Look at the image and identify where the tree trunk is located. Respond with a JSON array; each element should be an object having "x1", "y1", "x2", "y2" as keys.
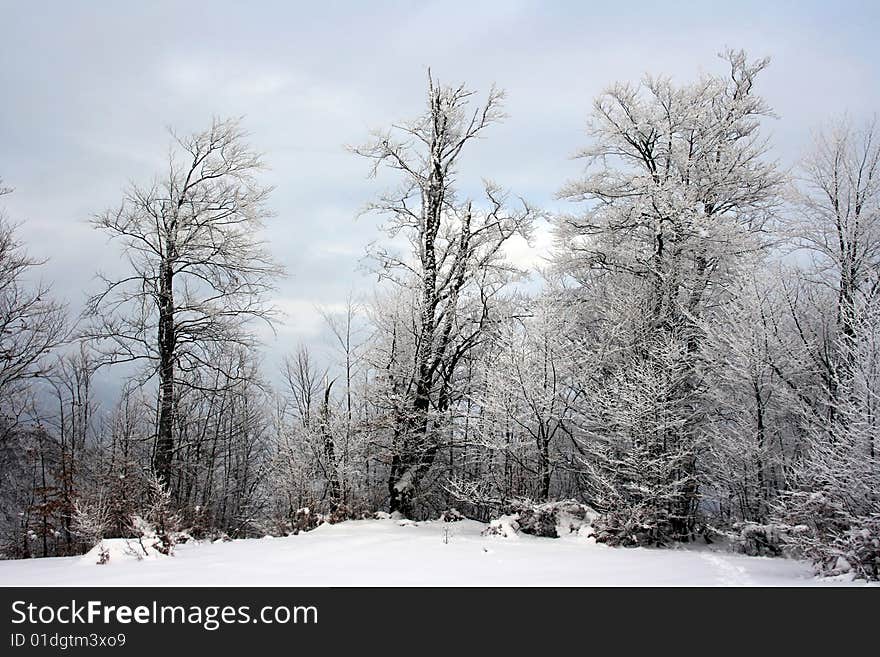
[
  {"x1": 154, "y1": 260, "x2": 175, "y2": 488},
  {"x1": 320, "y1": 383, "x2": 341, "y2": 513},
  {"x1": 754, "y1": 381, "x2": 767, "y2": 520},
  {"x1": 539, "y1": 432, "x2": 551, "y2": 501}
]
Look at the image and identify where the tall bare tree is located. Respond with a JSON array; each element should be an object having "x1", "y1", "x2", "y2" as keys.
[
  {"x1": 85, "y1": 118, "x2": 283, "y2": 490},
  {"x1": 354, "y1": 72, "x2": 534, "y2": 516}
]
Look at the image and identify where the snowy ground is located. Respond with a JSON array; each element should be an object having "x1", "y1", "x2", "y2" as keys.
[{"x1": 0, "y1": 519, "x2": 870, "y2": 587}]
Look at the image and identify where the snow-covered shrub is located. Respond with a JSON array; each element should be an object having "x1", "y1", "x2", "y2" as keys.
[
  {"x1": 806, "y1": 514, "x2": 880, "y2": 580},
  {"x1": 127, "y1": 515, "x2": 171, "y2": 557},
  {"x1": 731, "y1": 522, "x2": 793, "y2": 556},
  {"x1": 482, "y1": 515, "x2": 520, "y2": 538},
  {"x1": 439, "y1": 508, "x2": 464, "y2": 523},
  {"x1": 96, "y1": 544, "x2": 110, "y2": 565},
  {"x1": 514, "y1": 504, "x2": 557, "y2": 538},
  {"x1": 833, "y1": 515, "x2": 880, "y2": 581},
  {"x1": 107, "y1": 475, "x2": 186, "y2": 558},
  {"x1": 326, "y1": 504, "x2": 351, "y2": 525},
  {"x1": 552, "y1": 500, "x2": 597, "y2": 535},
  {"x1": 260, "y1": 515, "x2": 293, "y2": 537},
  {"x1": 290, "y1": 507, "x2": 321, "y2": 535},
  {"x1": 591, "y1": 505, "x2": 662, "y2": 547},
  {"x1": 483, "y1": 500, "x2": 596, "y2": 539},
  {"x1": 72, "y1": 498, "x2": 111, "y2": 547},
  {"x1": 778, "y1": 489, "x2": 880, "y2": 580},
  {"x1": 187, "y1": 504, "x2": 213, "y2": 541},
  {"x1": 512, "y1": 499, "x2": 595, "y2": 537},
  {"x1": 81, "y1": 532, "x2": 177, "y2": 565},
  {"x1": 142, "y1": 476, "x2": 182, "y2": 554},
  {"x1": 259, "y1": 506, "x2": 324, "y2": 537}
]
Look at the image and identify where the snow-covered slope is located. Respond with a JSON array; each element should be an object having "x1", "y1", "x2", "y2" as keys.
[{"x1": 0, "y1": 519, "x2": 867, "y2": 587}]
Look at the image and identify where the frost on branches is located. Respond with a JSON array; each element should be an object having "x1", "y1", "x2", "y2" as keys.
[
  {"x1": 555, "y1": 50, "x2": 783, "y2": 546},
  {"x1": 0, "y1": 49, "x2": 878, "y2": 582}
]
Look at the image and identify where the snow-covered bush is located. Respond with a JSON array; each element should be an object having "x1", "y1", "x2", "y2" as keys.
[
  {"x1": 290, "y1": 507, "x2": 321, "y2": 535},
  {"x1": 81, "y1": 528, "x2": 181, "y2": 565},
  {"x1": 126, "y1": 515, "x2": 179, "y2": 557},
  {"x1": 515, "y1": 504, "x2": 557, "y2": 538},
  {"x1": 551, "y1": 500, "x2": 597, "y2": 535},
  {"x1": 72, "y1": 498, "x2": 111, "y2": 547},
  {"x1": 126, "y1": 516, "x2": 161, "y2": 558},
  {"x1": 512, "y1": 499, "x2": 593, "y2": 537},
  {"x1": 731, "y1": 522, "x2": 796, "y2": 556},
  {"x1": 777, "y1": 490, "x2": 880, "y2": 580},
  {"x1": 483, "y1": 500, "x2": 595, "y2": 539},
  {"x1": 141, "y1": 476, "x2": 183, "y2": 554},
  {"x1": 832, "y1": 515, "x2": 880, "y2": 581},
  {"x1": 95, "y1": 544, "x2": 110, "y2": 565},
  {"x1": 439, "y1": 508, "x2": 464, "y2": 523},
  {"x1": 187, "y1": 504, "x2": 213, "y2": 541},
  {"x1": 326, "y1": 504, "x2": 351, "y2": 525},
  {"x1": 90, "y1": 475, "x2": 188, "y2": 560},
  {"x1": 259, "y1": 514, "x2": 293, "y2": 538},
  {"x1": 73, "y1": 483, "x2": 189, "y2": 559},
  {"x1": 482, "y1": 515, "x2": 520, "y2": 538},
  {"x1": 591, "y1": 505, "x2": 664, "y2": 547}
]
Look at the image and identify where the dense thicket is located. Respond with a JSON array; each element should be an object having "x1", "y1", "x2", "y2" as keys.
[{"x1": 1, "y1": 53, "x2": 877, "y2": 580}]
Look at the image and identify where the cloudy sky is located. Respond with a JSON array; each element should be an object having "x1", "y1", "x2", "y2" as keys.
[{"x1": 2, "y1": 0, "x2": 879, "y2": 386}]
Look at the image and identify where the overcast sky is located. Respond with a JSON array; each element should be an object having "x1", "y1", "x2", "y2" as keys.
[{"x1": 2, "y1": 0, "x2": 879, "y2": 389}]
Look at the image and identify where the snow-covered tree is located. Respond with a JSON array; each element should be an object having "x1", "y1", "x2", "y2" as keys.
[
  {"x1": 0, "y1": 190, "x2": 67, "y2": 419},
  {"x1": 84, "y1": 118, "x2": 283, "y2": 491},
  {"x1": 701, "y1": 271, "x2": 797, "y2": 525},
  {"x1": 556, "y1": 50, "x2": 783, "y2": 541},
  {"x1": 775, "y1": 120, "x2": 880, "y2": 579},
  {"x1": 465, "y1": 294, "x2": 580, "y2": 503},
  {"x1": 354, "y1": 72, "x2": 534, "y2": 516}
]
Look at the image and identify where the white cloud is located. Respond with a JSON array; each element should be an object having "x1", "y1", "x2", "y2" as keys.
[
  {"x1": 502, "y1": 220, "x2": 554, "y2": 272},
  {"x1": 270, "y1": 298, "x2": 349, "y2": 338}
]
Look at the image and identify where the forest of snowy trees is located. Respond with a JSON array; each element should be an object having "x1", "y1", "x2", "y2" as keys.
[{"x1": 1, "y1": 50, "x2": 878, "y2": 580}]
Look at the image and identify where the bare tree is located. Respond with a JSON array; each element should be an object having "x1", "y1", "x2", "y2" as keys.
[
  {"x1": 0, "y1": 187, "x2": 68, "y2": 556},
  {"x1": 84, "y1": 118, "x2": 284, "y2": 490},
  {"x1": 354, "y1": 72, "x2": 534, "y2": 516},
  {"x1": 273, "y1": 343, "x2": 348, "y2": 519},
  {"x1": 282, "y1": 346, "x2": 325, "y2": 430},
  {"x1": 320, "y1": 297, "x2": 368, "y2": 511},
  {"x1": 786, "y1": 119, "x2": 880, "y2": 418},
  {"x1": 320, "y1": 296, "x2": 364, "y2": 488},
  {"x1": 0, "y1": 184, "x2": 67, "y2": 420}
]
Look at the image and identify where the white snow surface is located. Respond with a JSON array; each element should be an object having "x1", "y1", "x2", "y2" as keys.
[{"x1": 0, "y1": 519, "x2": 871, "y2": 587}]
